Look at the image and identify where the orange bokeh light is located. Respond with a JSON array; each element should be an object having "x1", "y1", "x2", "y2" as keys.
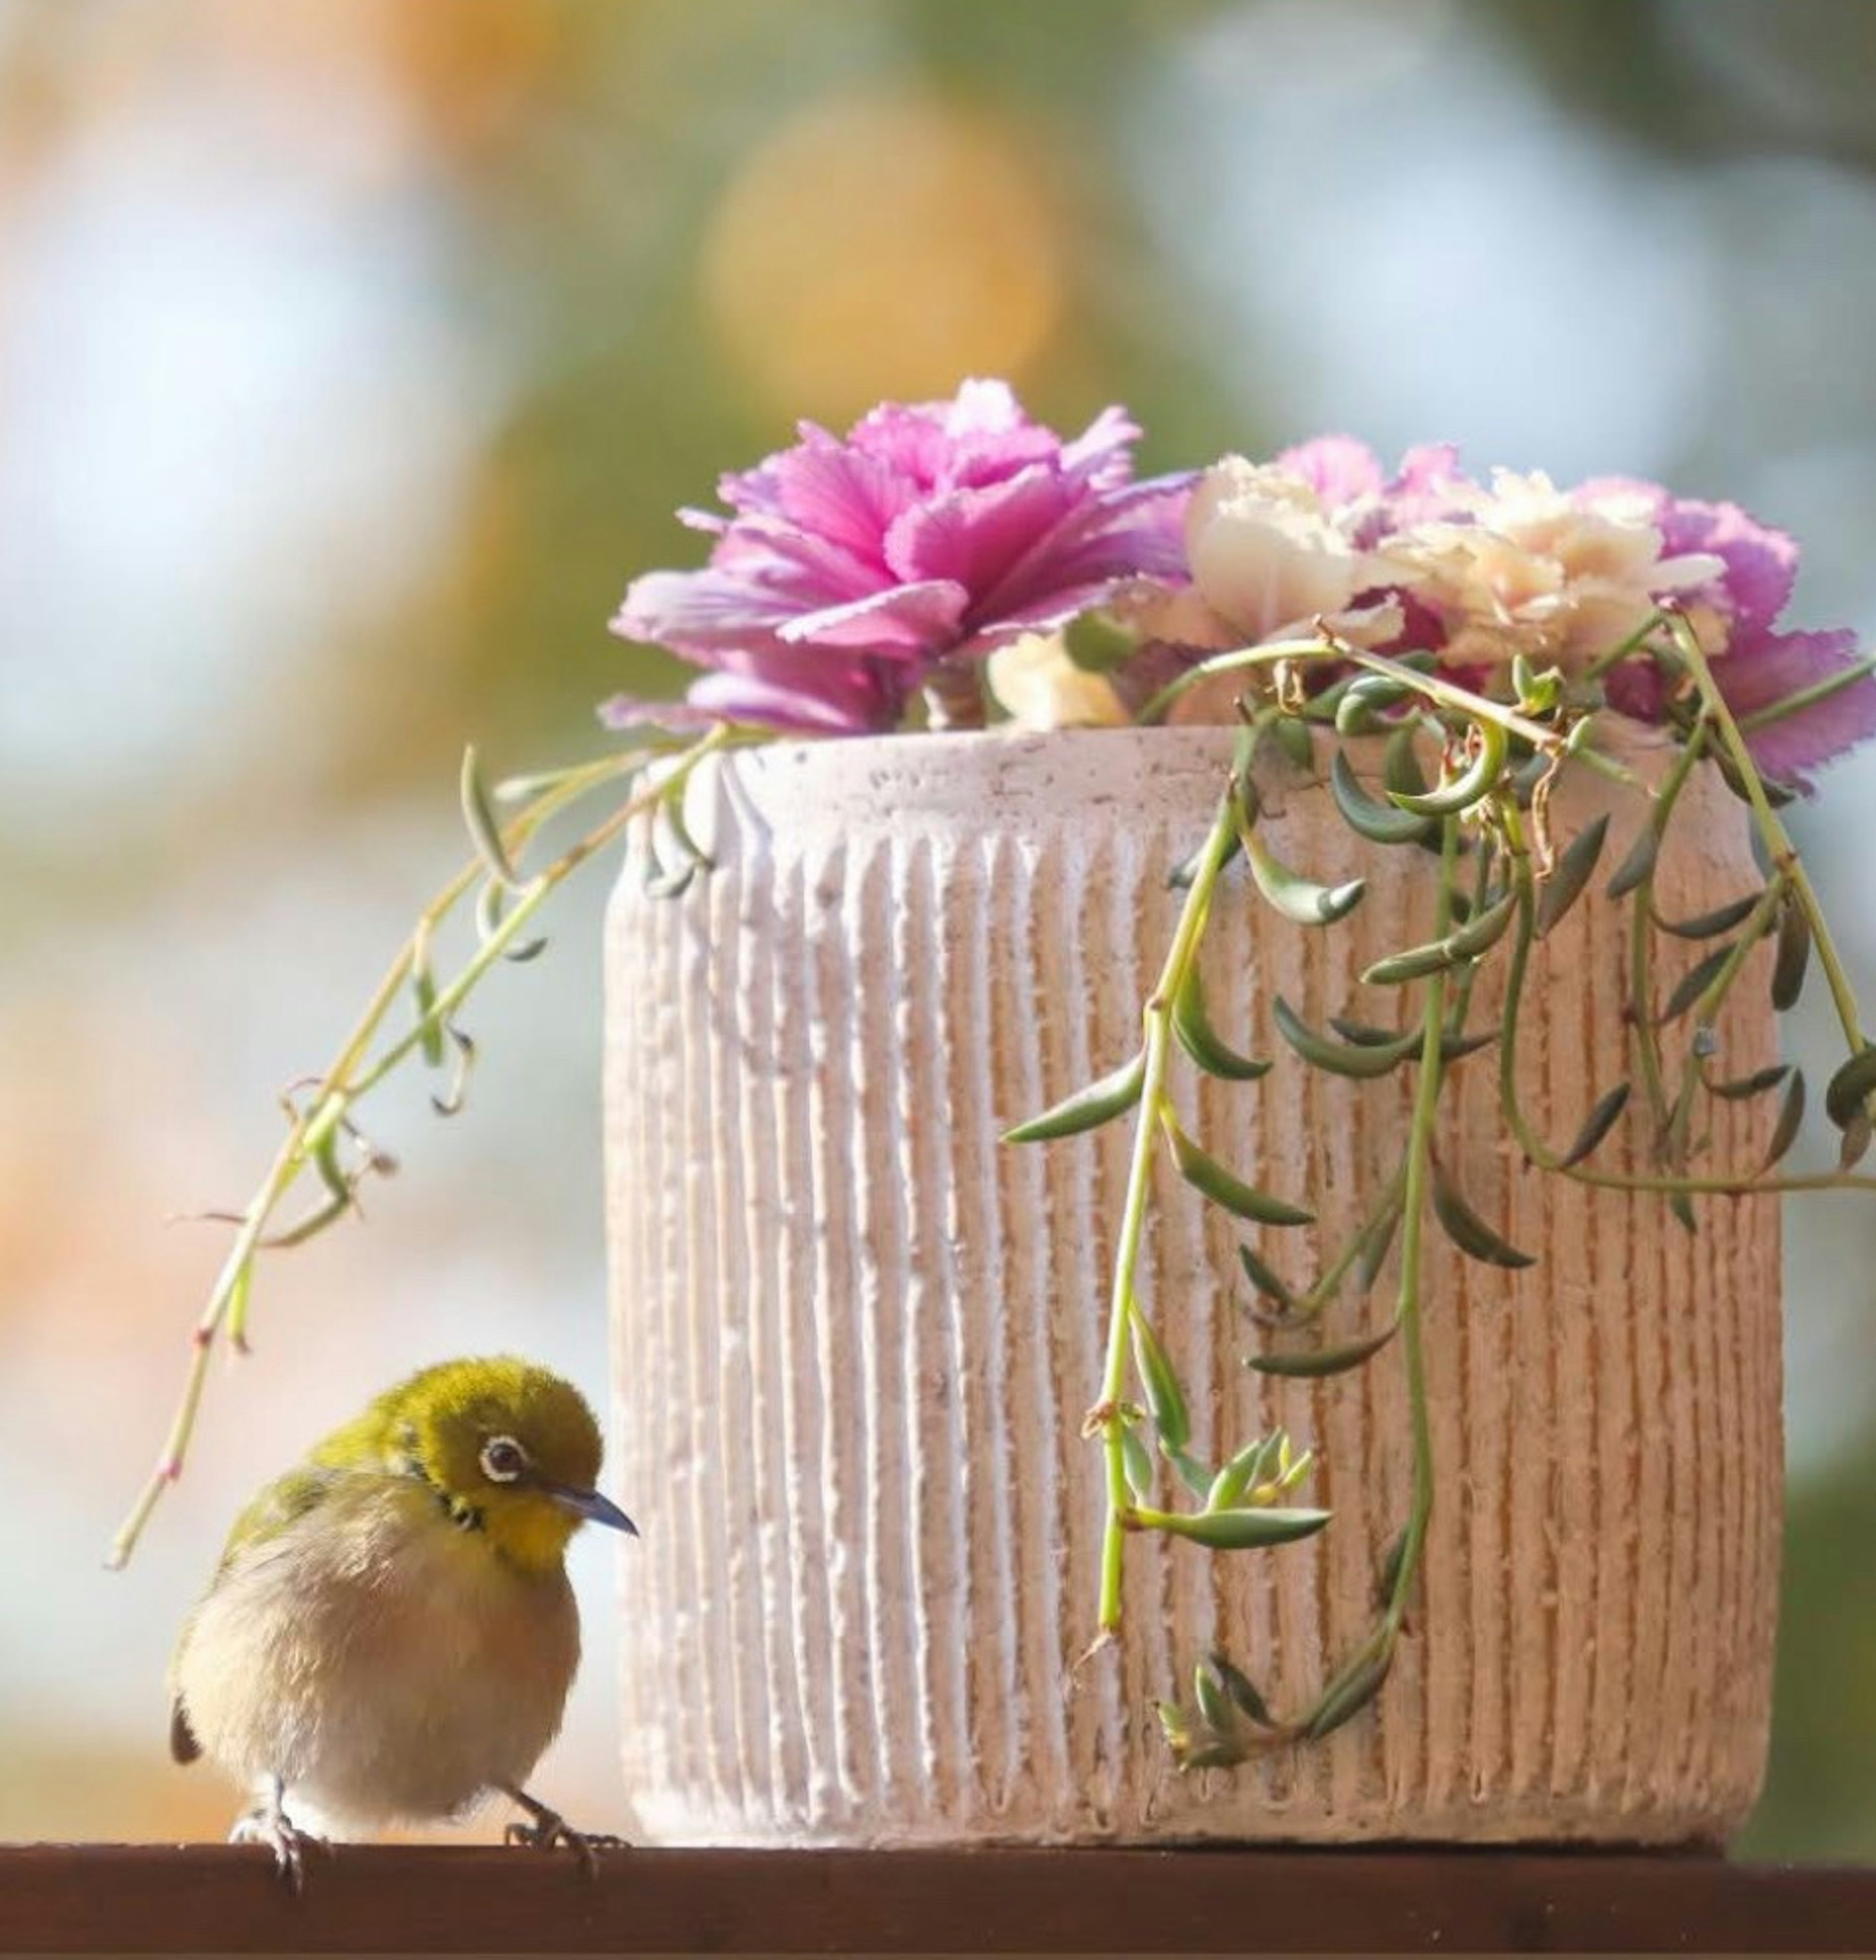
[{"x1": 701, "y1": 87, "x2": 1064, "y2": 424}]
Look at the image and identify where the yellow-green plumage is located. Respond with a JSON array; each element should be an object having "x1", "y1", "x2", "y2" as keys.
[{"x1": 168, "y1": 1357, "x2": 635, "y2": 1876}]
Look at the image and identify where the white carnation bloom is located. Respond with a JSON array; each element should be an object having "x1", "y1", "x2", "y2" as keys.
[
  {"x1": 1183, "y1": 455, "x2": 1416, "y2": 646},
  {"x1": 1400, "y1": 470, "x2": 1725, "y2": 671}
]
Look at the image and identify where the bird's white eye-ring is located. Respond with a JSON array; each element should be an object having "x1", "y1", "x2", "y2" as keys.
[{"x1": 480, "y1": 1436, "x2": 528, "y2": 1483}]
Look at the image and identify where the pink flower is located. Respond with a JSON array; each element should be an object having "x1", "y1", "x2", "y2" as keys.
[
  {"x1": 605, "y1": 380, "x2": 1190, "y2": 733},
  {"x1": 1605, "y1": 488, "x2": 1876, "y2": 788}
]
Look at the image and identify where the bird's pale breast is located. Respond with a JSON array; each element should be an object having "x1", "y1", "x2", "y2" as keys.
[{"x1": 171, "y1": 1473, "x2": 580, "y2": 1830}]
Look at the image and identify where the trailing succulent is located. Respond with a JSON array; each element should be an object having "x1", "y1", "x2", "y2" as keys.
[{"x1": 119, "y1": 384, "x2": 1876, "y2": 1781}]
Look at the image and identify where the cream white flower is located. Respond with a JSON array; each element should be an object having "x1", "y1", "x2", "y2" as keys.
[
  {"x1": 1401, "y1": 470, "x2": 1725, "y2": 671},
  {"x1": 985, "y1": 631, "x2": 1129, "y2": 731},
  {"x1": 1182, "y1": 455, "x2": 1417, "y2": 646}
]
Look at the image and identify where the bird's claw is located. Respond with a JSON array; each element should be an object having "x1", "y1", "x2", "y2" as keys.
[
  {"x1": 503, "y1": 1806, "x2": 627, "y2": 1877},
  {"x1": 230, "y1": 1805, "x2": 325, "y2": 1893}
]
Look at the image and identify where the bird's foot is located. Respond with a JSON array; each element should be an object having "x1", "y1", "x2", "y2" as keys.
[
  {"x1": 501, "y1": 1788, "x2": 628, "y2": 1878},
  {"x1": 230, "y1": 1800, "x2": 325, "y2": 1894}
]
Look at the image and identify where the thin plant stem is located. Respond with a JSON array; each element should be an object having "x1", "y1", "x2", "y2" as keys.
[
  {"x1": 1382, "y1": 818, "x2": 1455, "y2": 1633},
  {"x1": 1092, "y1": 787, "x2": 1242, "y2": 1636},
  {"x1": 107, "y1": 727, "x2": 735, "y2": 1568},
  {"x1": 1669, "y1": 612, "x2": 1870, "y2": 1058}
]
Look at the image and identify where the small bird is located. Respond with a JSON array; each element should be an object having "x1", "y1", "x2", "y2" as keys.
[{"x1": 168, "y1": 1356, "x2": 637, "y2": 1886}]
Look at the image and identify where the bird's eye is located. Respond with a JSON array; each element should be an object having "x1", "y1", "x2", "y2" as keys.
[{"x1": 480, "y1": 1436, "x2": 528, "y2": 1483}]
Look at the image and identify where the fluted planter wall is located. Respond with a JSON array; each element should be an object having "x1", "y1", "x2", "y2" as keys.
[{"x1": 603, "y1": 726, "x2": 1781, "y2": 1847}]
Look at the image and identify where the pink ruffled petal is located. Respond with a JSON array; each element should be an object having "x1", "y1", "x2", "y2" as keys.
[
  {"x1": 1658, "y1": 497, "x2": 1798, "y2": 636},
  {"x1": 1278, "y1": 435, "x2": 1385, "y2": 506},
  {"x1": 775, "y1": 578, "x2": 970, "y2": 656},
  {"x1": 1719, "y1": 627, "x2": 1876, "y2": 787},
  {"x1": 882, "y1": 468, "x2": 1074, "y2": 593}
]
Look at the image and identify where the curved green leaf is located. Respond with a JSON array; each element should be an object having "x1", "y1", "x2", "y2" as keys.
[
  {"x1": 1771, "y1": 900, "x2": 1812, "y2": 1012},
  {"x1": 1162, "y1": 1110, "x2": 1314, "y2": 1226},
  {"x1": 1242, "y1": 824, "x2": 1366, "y2": 926},
  {"x1": 1560, "y1": 1082, "x2": 1631, "y2": 1167},
  {"x1": 1329, "y1": 749, "x2": 1437, "y2": 845},
  {"x1": 1132, "y1": 1505, "x2": 1332, "y2": 1551},
  {"x1": 1825, "y1": 1045, "x2": 1876, "y2": 1132},
  {"x1": 1430, "y1": 1157, "x2": 1535, "y2": 1269},
  {"x1": 1658, "y1": 944, "x2": 1734, "y2": 1026},
  {"x1": 1605, "y1": 823, "x2": 1660, "y2": 900},
  {"x1": 1208, "y1": 1652, "x2": 1276, "y2": 1728},
  {"x1": 1131, "y1": 1314, "x2": 1190, "y2": 1451},
  {"x1": 1655, "y1": 891, "x2": 1762, "y2": 941},
  {"x1": 1172, "y1": 968, "x2": 1271, "y2": 1082},
  {"x1": 1305, "y1": 1644, "x2": 1394, "y2": 1740},
  {"x1": 1248, "y1": 1316, "x2": 1399, "y2": 1378},
  {"x1": 1386, "y1": 718, "x2": 1508, "y2": 815},
  {"x1": 1236, "y1": 1244, "x2": 1295, "y2": 1310},
  {"x1": 1535, "y1": 813, "x2": 1610, "y2": 938},
  {"x1": 1762, "y1": 1069, "x2": 1806, "y2": 1170},
  {"x1": 1002, "y1": 1052, "x2": 1146, "y2": 1143},
  {"x1": 459, "y1": 746, "x2": 520, "y2": 888},
  {"x1": 1273, "y1": 997, "x2": 1420, "y2": 1077},
  {"x1": 1705, "y1": 1061, "x2": 1790, "y2": 1102}
]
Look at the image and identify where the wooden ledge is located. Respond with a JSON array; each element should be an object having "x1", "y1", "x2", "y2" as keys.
[{"x1": 5, "y1": 1844, "x2": 1876, "y2": 1954}]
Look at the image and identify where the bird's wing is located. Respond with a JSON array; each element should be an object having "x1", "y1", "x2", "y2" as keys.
[{"x1": 213, "y1": 1464, "x2": 339, "y2": 1578}]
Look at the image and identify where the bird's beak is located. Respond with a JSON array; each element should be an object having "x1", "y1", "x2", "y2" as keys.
[{"x1": 542, "y1": 1481, "x2": 639, "y2": 1536}]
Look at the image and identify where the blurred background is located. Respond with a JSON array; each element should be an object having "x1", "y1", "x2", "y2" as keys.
[{"x1": 2, "y1": 0, "x2": 1874, "y2": 1854}]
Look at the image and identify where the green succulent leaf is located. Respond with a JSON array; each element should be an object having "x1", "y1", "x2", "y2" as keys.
[
  {"x1": 1771, "y1": 900, "x2": 1812, "y2": 1012},
  {"x1": 1242, "y1": 824, "x2": 1366, "y2": 926},
  {"x1": 1654, "y1": 891, "x2": 1762, "y2": 941},
  {"x1": 1430, "y1": 1157, "x2": 1536, "y2": 1269},
  {"x1": 1132, "y1": 1504, "x2": 1333, "y2": 1551},
  {"x1": 1605, "y1": 823, "x2": 1661, "y2": 900},
  {"x1": 1248, "y1": 1316, "x2": 1400, "y2": 1378},
  {"x1": 1209, "y1": 1652, "x2": 1277, "y2": 1728},
  {"x1": 1704, "y1": 1061, "x2": 1790, "y2": 1102},
  {"x1": 1658, "y1": 944, "x2": 1735, "y2": 1026},
  {"x1": 1824, "y1": 1045, "x2": 1876, "y2": 1133},
  {"x1": 1305, "y1": 1643, "x2": 1395, "y2": 1740},
  {"x1": 1560, "y1": 1082, "x2": 1631, "y2": 1167},
  {"x1": 1272, "y1": 997, "x2": 1421, "y2": 1077},
  {"x1": 1172, "y1": 968, "x2": 1271, "y2": 1081},
  {"x1": 1329, "y1": 750, "x2": 1438, "y2": 846},
  {"x1": 1762, "y1": 1069, "x2": 1807, "y2": 1171},
  {"x1": 1357, "y1": 1198, "x2": 1403, "y2": 1292},
  {"x1": 1192, "y1": 1661, "x2": 1236, "y2": 1736},
  {"x1": 1386, "y1": 718, "x2": 1508, "y2": 816},
  {"x1": 410, "y1": 921, "x2": 445, "y2": 1069},
  {"x1": 459, "y1": 746, "x2": 520, "y2": 889},
  {"x1": 1002, "y1": 1052, "x2": 1146, "y2": 1143},
  {"x1": 1236, "y1": 1243, "x2": 1295, "y2": 1310},
  {"x1": 1120, "y1": 1427, "x2": 1156, "y2": 1503},
  {"x1": 1270, "y1": 716, "x2": 1317, "y2": 772},
  {"x1": 1162, "y1": 1110, "x2": 1314, "y2": 1226},
  {"x1": 430, "y1": 1024, "x2": 477, "y2": 1119},
  {"x1": 1131, "y1": 1313, "x2": 1191, "y2": 1452},
  {"x1": 1382, "y1": 720, "x2": 1432, "y2": 799},
  {"x1": 1535, "y1": 813, "x2": 1609, "y2": 938},
  {"x1": 1205, "y1": 1433, "x2": 1283, "y2": 1513}
]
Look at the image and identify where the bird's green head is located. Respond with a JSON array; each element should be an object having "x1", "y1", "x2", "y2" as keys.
[{"x1": 318, "y1": 1356, "x2": 638, "y2": 1574}]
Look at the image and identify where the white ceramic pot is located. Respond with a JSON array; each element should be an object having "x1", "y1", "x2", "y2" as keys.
[{"x1": 603, "y1": 726, "x2": 1780, "y2": 1846}]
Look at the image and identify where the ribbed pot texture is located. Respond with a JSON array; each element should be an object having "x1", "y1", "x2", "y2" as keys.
[{"x1": 603, "y1": 726, "x2": 1781, "y2": 1846}]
